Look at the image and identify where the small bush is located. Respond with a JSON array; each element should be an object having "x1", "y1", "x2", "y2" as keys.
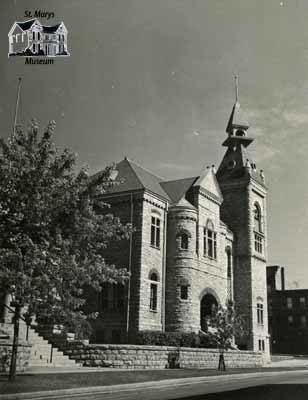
[{"x1": 133, "y1": 331, "x2": 217, "y2": 348}]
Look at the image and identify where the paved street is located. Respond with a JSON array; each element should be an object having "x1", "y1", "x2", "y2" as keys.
[{"x1": 2, "y1": 369, "x2": 308, "y2": 400}]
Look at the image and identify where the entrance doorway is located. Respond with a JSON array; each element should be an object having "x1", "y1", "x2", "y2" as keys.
[{"x1": 200, "y1": 293, "x2": 218, "y2": 331}]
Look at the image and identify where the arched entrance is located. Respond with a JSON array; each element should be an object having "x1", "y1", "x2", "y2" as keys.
[{"x1": 200, "y1": 293, "x2": 218, "y2": 331}]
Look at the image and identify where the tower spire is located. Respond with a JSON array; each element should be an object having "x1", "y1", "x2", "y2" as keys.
[{"x1": 223, "y1": 76, "x2": 252, "y2": 148}]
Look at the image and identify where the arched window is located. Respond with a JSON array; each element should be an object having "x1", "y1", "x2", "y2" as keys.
[
  {"x1": 204, "y1": 220, "x2": 217, "y2": 260},
  {"x1": 226, "y1": 248, "x2": 232, "y2": 278},
  {"x1": 149, "y1": 271, "x2": 159, "y2": 311},
  {"x1": 254, "y1": 203, "x2": 262, "y2": 233},
  {"x1": 179, "y1": 232, "x2": 189, "y2": 250},
  {"x1": 254, "y1": 203, "x2": 263, "y2": 254}
]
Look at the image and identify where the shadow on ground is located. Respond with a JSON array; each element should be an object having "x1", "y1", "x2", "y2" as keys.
[{"x1": 180, "y1": 385, "x2": 308, "y2": 400}]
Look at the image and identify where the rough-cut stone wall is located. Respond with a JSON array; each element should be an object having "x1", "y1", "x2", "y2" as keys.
[
  {"x1": 165, "y1": 187, "x2": 234, "y2": 333},
  {"x1": 138, "y1": 193, "x2": 168, "y2": 332},
  {"x1": 165, "y1": 206, "x2": 198, "y2": 331},
  {"x1": 249, "y1": 181, "x2": 269, "y2": 358},
  {"x1": 66, "y1": 344, "x2": 264, "y2": 369},
  {"x1": 0, "y1": 341, "x2": 31, "y2": 372},
  {"x1": 218, "y1": 173, "x2": 269, "y2": 359}
]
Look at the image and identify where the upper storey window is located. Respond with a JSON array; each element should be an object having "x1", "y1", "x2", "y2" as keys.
[
  {"x1": 150, "y1": 216, "x2": 160, "y2": 249},
  {"x1": 254, "y1": 203, "x2": 262, "y2": 233},
  {"x1": 254, "y1": 203, "x2": 264, "y2": 254},
  {"x1": 204, "y1": 220, "x2": 217, "y2": 260}
]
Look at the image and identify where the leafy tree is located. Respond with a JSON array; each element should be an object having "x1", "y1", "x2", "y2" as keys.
[
  {"x1": 205, "y1": 300, "x2": 248, "y2": 371},
  {"x1": 0, "y1": 121, "x2": 130, "y2": 335}
]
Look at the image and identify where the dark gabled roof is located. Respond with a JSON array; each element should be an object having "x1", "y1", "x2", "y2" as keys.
[
  {"x1": 100, "y1": 158, "x2": 228, "y2": 205},
  {"x1": 103, "y1": 158, "x2": 171, "y2": 201},
  {"x1": 16, "y1": 19, "x2": 36, "y2": 30},
  {"x1": 43, "y1": 24, "x2": 61, "y2": 33},
  {"x1": 160, "y1": 177, "x2": 197, "y2": 203}
]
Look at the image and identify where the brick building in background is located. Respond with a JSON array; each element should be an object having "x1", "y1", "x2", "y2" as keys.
[
  {"x1": 267, "y1": 265, "x2": 308, "y2": 354},
  {"x1": 92, "y1": 93, "x2": 270, "y2": 357}
]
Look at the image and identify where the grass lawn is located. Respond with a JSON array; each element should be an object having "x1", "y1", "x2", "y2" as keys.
[
  {"x1": 0, "y1": 368, "x2": 254, "y2": 395},
  {"x1": 0, "y1": 367, "x2": 307, "y2": 395}
]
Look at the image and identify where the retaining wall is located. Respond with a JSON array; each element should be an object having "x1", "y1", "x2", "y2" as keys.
[
  {"x1": 65, "y1": 343, "x2": 265, "y2": 369},
  {"x1": 0, "y1": 341, "x2": 31, "y2": 372}
]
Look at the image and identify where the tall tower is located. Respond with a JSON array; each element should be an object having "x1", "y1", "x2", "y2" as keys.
[{"x1": 216, "y1": 77, "x2": 269, "y2": 357}]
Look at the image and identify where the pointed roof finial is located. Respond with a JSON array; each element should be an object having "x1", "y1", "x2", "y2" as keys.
[{"x1": 235, "y1": 75, "x2": 239, "y2": 103}]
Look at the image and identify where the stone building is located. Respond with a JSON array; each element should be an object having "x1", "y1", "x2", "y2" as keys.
[
  {"x1": 267, "y1": 265, "x2": 308, "y2": 354},
  {"x1": 93, "y1": 95, "x2": 270, "y2": 357}
]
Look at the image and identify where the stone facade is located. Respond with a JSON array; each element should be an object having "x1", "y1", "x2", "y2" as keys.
[{"x1": 92, "y1": 97, "x2": 270, "y2": 360}]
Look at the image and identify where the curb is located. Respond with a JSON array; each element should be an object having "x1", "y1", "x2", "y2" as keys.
[{"x1": 1, "y1": 369, "x2": 308, "y2": 400}]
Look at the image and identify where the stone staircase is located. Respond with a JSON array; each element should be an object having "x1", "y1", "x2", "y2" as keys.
[
  {"x1": 35, "y1": 327, "x2": 88, "y2": 366},
  {"x1": 0, "y1": 322, "x2": 81, "y2": 368}
]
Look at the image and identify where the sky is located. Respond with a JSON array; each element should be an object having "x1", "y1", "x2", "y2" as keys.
[{"x1": 1, "y1": 0, "x2": 308, "y2": 287}]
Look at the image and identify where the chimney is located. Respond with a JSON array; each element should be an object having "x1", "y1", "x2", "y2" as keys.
[{"x1": 281, "y1": 267, "x2": 285, "y2": 291}]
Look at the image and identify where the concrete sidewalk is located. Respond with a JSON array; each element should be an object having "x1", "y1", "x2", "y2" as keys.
[{"x1": 264, "y1": 357, "x2": 308, "y2": 368}]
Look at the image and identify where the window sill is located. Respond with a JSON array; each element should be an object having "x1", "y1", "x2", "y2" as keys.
[
  {"x1": 150, "y1": 245, "x2": 161, "y2": 251},
  {"x1": 203, "y1": 255, "x2": 217, "y2": 262},
  {"x1": 253, "y1": 253, "x2": 266, "y2": 262},
  {"x1": 150, "y1": 309, "x2": 158, "y2": 313}
]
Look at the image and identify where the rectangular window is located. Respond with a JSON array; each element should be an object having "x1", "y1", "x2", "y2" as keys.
[
  {"x1": 254, "y1": 232, "x2": 263, "y2": 254},
  {"x1": 301, "y1": 315, "x2": 307, "y2": 328},
  {"x1": 258, "y1": 340, "x2": 265, "y2": 352},
  {"x1": 257, "y1": 303, "x2": 264, "y2": 325},
  {"x1": 150, "y1": 216, "x2": 160, "y2": 248},
  {"x1": 288, "y1": 315, "x2": 294, "y2": 326},
  {"x1": 300, "y1": 297, "x2": 306, "y2": 307},
  {"x1": 150, "y1": 283, "x2": 157, "y2": 311},
  {"x1": 204, "y1": 228, "x2": 217, "y2": 260},
  {"x1": 180, "y1": 285, "x2": 188, "y2": 300},
  {"x1": 287, "y1": 297, "x2": 293, "y2": 309}
]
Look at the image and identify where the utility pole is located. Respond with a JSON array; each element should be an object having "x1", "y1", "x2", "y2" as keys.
[
  {"x1": 9, "y1": 302, "x2": 21, "y2": 381},
  {"x1": 12, "y1": 77, "x2": 22, "y2": 139},
  {"x1": 8, "y1": 78, "x2": 23, "y2": 381}
]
